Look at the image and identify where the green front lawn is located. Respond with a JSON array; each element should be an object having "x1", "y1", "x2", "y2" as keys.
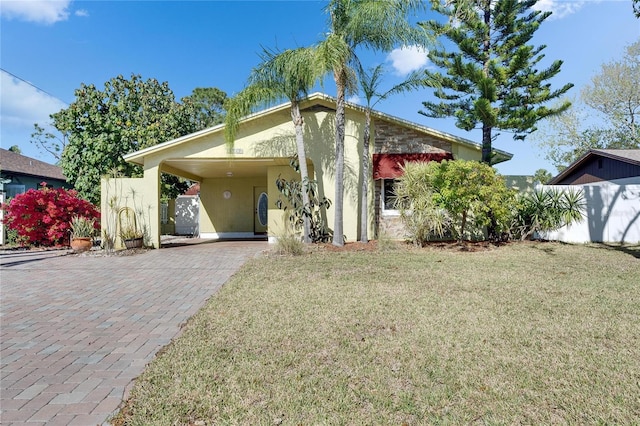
[{"x1": 112, "y1": 242, "x2": 640, "y2": 425}]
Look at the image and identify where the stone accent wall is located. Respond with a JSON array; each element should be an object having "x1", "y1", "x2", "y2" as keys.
[
  {"x1": 372, "y1": 119, "x2": 453, "y2": 240},
  {"x1": 379, "y1": 215, "x2": 408, "y2": 240},
  {"x1": 374, "y1": 119, "x2": 452, "y2": 154},
  {"x1": 373, "y1": 180, "x2": 408, "y2": 240}
]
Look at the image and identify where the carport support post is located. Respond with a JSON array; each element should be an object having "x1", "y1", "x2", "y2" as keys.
[{"x1": 144, "y1": 165, "x2": 162, "y2": 249}]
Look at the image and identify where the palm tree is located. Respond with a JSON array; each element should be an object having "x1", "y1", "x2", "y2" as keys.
[
  {"x1": 317, "y1": 0, "x2": 430, "y2": 246},
  {"x1": 356, "y1": 64, "x2": 430, "y2": 242},
  {"x1": 225, "y1": 47, "x2": 322, "y2": 243}
]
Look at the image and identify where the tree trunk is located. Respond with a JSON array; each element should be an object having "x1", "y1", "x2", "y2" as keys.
[
  {"x1": 291, "y1": 101, "x2": 311, "y2": 243},
  {"x1": 482, "y1": 123, "x2": 498, "y2": 238},
  {"x1": 459, "y1": 209, "x2": 467, "y2": 242},
  {"x1": 481, "y1": 4, "x2": 492, "y2": 165},
  {"x1": 359, "y1": 109, "x2": 371, "y2": 242},
  {"x1": 333, "y1": 69, "x2": 346, "y2": 246},
  {"x1": 482, "y1": 123, "x2": 492, "y2": 164}
]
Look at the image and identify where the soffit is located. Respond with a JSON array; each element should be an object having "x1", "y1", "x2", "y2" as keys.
[{"x1": 161, "y1": 158, "x2": 292, "y2": 180}]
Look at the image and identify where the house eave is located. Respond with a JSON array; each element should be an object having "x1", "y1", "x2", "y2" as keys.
[
  {"x1": 303, "y1": 93, "x2": 513, "y2": 165},
  {"x1": 123, "y1": 92, "x2": 513, "y2": 166}
]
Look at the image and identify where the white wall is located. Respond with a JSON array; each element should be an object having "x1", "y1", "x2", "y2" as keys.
[
  {"x1": 175, "y1": 195, "x2": 199, "y2": 236},
  {"x1": 542, "y1": 182, "x2": 640, "y2": 244}
]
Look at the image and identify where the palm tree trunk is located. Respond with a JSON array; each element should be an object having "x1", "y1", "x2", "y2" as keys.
[
  {"x1": 359, "y1": 109, "x2": 371, "y2": 242},
  {"x1": 291, "y1": 101, "x2": 311, "y2": 243},
  {"x1": 333, "y1": 69, "x2": 346, "y2": 246}
]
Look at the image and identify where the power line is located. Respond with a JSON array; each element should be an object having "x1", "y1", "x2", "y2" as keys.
[{"x1": 1, "y1": 68, "x2": 68, "y2": 106}]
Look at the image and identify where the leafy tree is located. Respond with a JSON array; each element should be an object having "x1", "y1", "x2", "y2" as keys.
[
  {"x1": 8, "y1": 145, "x2": 21, "y2": 154},
  {"x1": 537, "y1": 40, "x2": 640, "y2": 169},
  {"x1": 50, "y1": 74, "x2": 221, "y2": 204},
  {"x1": 30, "y1": 123, "x2": 66, "y2": 162},
  {"x1": 225, "y1": 47, "x2": 322, "y2": 243},
  {"x1": 317, "y1": 0, "x2": 430, "y2": 246},
  {"x1": 533, "y1": 168, "x2": 552, "y2": 185},
  {"x1": 419, "y1": 0, "x2": 573, "y2": 164},
  {"x1": 182, "y1": 87, "x2": 227, "y2": 129},
  {"x1": 634, "y1": 0, "x2": 640, "y2": 18},
  {"x1": 355, "y1": 64, "x2": 429, "y2": 242}
]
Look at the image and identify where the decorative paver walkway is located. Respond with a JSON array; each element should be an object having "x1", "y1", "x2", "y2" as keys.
[{"x1": 0, "y1": 240, "x2": 268, "y2": 425}]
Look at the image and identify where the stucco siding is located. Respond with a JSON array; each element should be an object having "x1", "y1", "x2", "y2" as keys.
[
  {"x1": 267, "y1": 165, "x2": 303, "y2": 239},
  {"x1": 200, "y1": 177, "x2": 267, "y2": 236},
  {"x1": 301, "y1": 107, "x2": 367, "y2": 242},
  {"x1": 101, "y1": 174, "x2": 159, "y2": 249}
]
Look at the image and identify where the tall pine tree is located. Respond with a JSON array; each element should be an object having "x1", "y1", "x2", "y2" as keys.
[{"x1": 420, "y1": 0, "x2": 573, "y2": 163}]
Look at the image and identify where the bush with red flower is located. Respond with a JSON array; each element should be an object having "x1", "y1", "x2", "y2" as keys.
[{"x1": 1, "y1": 182, "x2": 100, "y2": 247}]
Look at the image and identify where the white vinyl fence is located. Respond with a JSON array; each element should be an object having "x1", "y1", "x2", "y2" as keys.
[
  {"x1": 541, "y1": 182, "x2": 640, "y2": 244},
  {"x1": 175, "y1": 195, "x2": 199, "y2": 236}
]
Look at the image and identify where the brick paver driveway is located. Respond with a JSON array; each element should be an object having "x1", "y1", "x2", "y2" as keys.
[{"x1": 0, "y1": 240, "x2": 268, "y2": 425}]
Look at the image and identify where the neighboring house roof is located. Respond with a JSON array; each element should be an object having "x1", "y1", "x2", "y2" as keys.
[
  {"x1": 591, "y1": 149, "x2": 640, "y2": 163},
  {"x1": 0, "y1": 148, "x2": 66, "y2": 181},
  {"x1": 183, "y1": 183, "x2": 200, "y2": 196},
  {"x1": 549, "y1": 149, "x2": 640, "y2": 185},
  {"x1": 124, "y1": 92, "x2": 513, "y2": 165}
]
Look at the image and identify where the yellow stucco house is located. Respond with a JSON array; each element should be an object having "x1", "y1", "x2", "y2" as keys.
[{"x1": 101, "y1": 93, "x2": 512, "y2": 248}]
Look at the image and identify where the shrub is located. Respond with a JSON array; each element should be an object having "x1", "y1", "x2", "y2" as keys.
[
  {"x1": 275, "y1": 167, "x2": 333, "y2": 244},
  {"x1": 272, "y1": 229, "x2": 305, "y2": 256},
  {"x1": 394, "y1": 166, "x2": 451, "y2": 246},
  {"x1": 1, "y1": 183, "x2": 100, "y2": 247},
  {"x1": 510, "y1": 187, "x2": 585, "y2": 240},
  {"x1": 395, "y1": 160, "x2": 516, "y2": 243}
]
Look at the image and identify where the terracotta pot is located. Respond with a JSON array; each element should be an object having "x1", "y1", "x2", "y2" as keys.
[
  {"x1": 71, "y1": 237, "x2": 92, "y2": 253},
  {"x1": 124, "y1": 237, "x2": 143, "y2": 249}
]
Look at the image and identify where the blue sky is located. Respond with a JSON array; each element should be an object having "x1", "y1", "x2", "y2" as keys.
[{"x1": 1, "y1": 0, "x2": 638, "y2": 177}]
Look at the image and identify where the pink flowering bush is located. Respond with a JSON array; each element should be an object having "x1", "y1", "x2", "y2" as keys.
[{"x1": 1, "y1": 182, "x2": 100, "y2": 247}]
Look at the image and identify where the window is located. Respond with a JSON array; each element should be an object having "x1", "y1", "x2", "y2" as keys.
[
  {"x1": 382, "y1": 179, "x2": 400, "y2": 214},
  {"x1": 4, "y1": 184, "x2": 25, "y2": 200}
]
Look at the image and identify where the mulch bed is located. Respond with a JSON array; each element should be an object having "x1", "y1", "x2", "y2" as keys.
[{"x1": 317, "y1": 239, "x2": 509, "y2": 253}]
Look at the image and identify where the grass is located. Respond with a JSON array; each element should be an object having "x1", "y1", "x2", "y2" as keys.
[{"x1": 112, "y1": 242, "x2": 640, "y2": 425}]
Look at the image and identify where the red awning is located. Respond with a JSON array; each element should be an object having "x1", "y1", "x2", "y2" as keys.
[{"x1": 372, "y1": 153, "x2": 454, "y2": 179}]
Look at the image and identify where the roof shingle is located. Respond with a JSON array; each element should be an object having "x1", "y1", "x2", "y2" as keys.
[{"x1": 0, "y1": 148, "x2": 66, "y2": 181}]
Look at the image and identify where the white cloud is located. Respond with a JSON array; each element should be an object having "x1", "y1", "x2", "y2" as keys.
[
  {"x1": 74, "y1": 8, "x2": 88, "y2": 17},
  {"x1": 347, "y1": 95, "x2": 361, "y2": 105},
  {"x1": 0, "y1": 70, "x2": 66, "y2": 133},
  {"x1": 386, "y1": 45, "x2": 429, "y2": 76},
  {"x1": 533, "y1": 0, "x2": 586, "y2": 19},
  {"x1": 0, "y1": 0, "x2": 73, "y2": 24}
]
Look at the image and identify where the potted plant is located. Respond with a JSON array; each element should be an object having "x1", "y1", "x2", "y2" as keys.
[
  {"x1": 120, "y1": 226, "x2": 144, "y2": 249},
  {"x1": 70, "y1": 215, "x2": 96, "y2": 252}
]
